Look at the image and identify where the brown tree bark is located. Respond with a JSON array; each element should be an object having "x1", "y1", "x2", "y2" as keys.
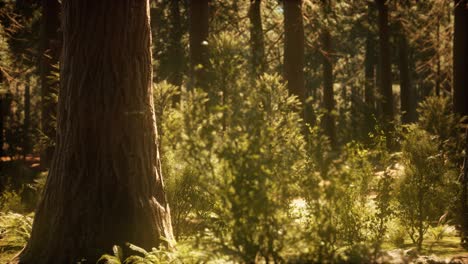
[
  {"x1": 284, "y1": 0, "x2": 305, "y2": 102},
  {"x1": 0, "y1": 72, "x2": 3, "y2": 158},
  {"x1": 454, "y1": 0, "x2": 468, "y2": 117},
  {"x1": 364, "y1": 2, "x2": 376, "y2": 109},
  {"x1": 454, "y1": 0, "x2": 468, "y2": 248},
  {"x1": 168, "y1": 0, "x2": 184, "y2": 102},
  {"x1": 321, "y1": 27, "x2": 336, "y2": 147},
  {"x1": 375, "y1": 0, "x2": 394, "y2": 147},
  {"x1": 39, "y1": 0, "x2": 60, "y2": 169},
  {"x1": 23, "y1": 81, "x2": 31, "y2": 156},
  {"x1": 397, "y1": 26, "x2": 415, "y2": 124},
  {"x1": 249, "y1": 0, "x2": 266, "y2": 78},
  {"x1": 189, "y1": 0, "x2": 209, "y2": 90},
  {"x1": 16, "y1": 1, "x2": 174, "y2": 263},
  {"x1": 284, "y1": 0, "x2": 310, "y2": 125}
]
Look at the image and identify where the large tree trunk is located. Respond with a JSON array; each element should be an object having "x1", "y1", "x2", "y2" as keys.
[
  {"x1": 189, "y1": 0, "x2": 209, "y2": 90},
  {"x1": 17, "y1": 1, "x2": 174, "y2": 263},
  {"x1": 249, "y1": 0, "x2": 266, "y2": 78},
  {"x1": 39, "y1": 0, "x2": 60, "y2": 169},
  {"x1": 398, "y1": 27, "x2": 415, "y2": 124},
  {"x1": 454, "y1": 0, "x2": 468, "y2": 248},
  {"x1": 376, "y1": 0, "x2": 394, "y2": 147}
]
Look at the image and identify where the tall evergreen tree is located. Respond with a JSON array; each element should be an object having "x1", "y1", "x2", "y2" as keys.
[
  {"x1": 375, "y1": 0, "x2": 394, "y2": 146},
  {"x1": 16, "y1": 1, "x2": 174, "y2": 262},
  {"x1": 397, "y1": 9, "x2": 415, "y2": 124}
]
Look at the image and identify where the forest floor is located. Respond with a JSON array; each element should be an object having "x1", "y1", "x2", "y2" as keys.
[{"x1": 1, "y1": 229, "x2": 468, "y2": 263}]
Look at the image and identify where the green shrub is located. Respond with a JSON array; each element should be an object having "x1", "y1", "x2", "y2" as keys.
[{"x1": 396, "y1": 125, "x2": 454, "y2": 250}]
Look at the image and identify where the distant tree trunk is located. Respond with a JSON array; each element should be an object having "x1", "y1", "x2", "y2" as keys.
[
  {"x1": 23, "y1": 81, "x2": 31, "y2": 156},
  {"x1": 376, "y1": 0, "x2": 394, "y2": 147},
  {"x1": 168, "y1": 0, "x2": 184, "y2": 102},
  {"x1": 398, "y1": 27, "x2": 415, "y2": 124},
  {"x1": 364, "y1": 2, "x2": 376, "y2": 109},
  {"x1": 0, "y1": 72, "x2": 3, "y2": 158},
  {"x1": 454, "y1": 0, "x2": 468, "y2": 248},
  {"x1": 0, "y1": 96, "x2": 3, "y2": 158},
  {"x1": 321, "y1": 27, "x2": 336, "y2": 147},
  {"x1": 436, "y1": 14, "x2": 441, "y2": 96},
  {"x1": 284, "y1": 0, "x2": 309, "y2": 124},
  {"x1": 249, "y1": 0, "x2": 266, "y2": 78},
  {"x1": 17, "y1": 1, "x2": 174, "y2": 263},
  {"x1": 189, "y1": 0, "x2": 209, "y2": 90},
  {"x1": 39, "y1": 0, "x2": 60, "y2": 169}
]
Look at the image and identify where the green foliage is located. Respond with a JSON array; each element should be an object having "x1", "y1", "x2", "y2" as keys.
[
  {"x1": 0, "y1": 212, "x2": 32, "y2": 255},
  {"x1": 395, "y1": 125, "x2": 456, "y2": 250},
  {"x1": 157, "y1": 34, "x2": 308, "y2": 262},
  {"x1": 98, "y1": 241, "x2": 216, "y2": 264},
  {"x1": 388, "y1": 220, "x2": 407, "y2": 248}
]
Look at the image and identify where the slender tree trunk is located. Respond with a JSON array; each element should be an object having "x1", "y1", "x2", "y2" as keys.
[
  {"x1": 398, "y1": 27, "x2": 415, "y2": 124},
  {"x1": 364, "y1": 2, "x2": 376, "y2": 109},
  {"x1": 17, "y1": 1, "x2": 174, "y2": 263},
  {"x1": 454, "y1": 0, "x2": 468, "y2": 247},
  {"x1": 436, "y1": 14, "x2": 441, "y2": 96},
  {"x1": 376, "y1": 0, "x2": 394, "y2": 147},
  {"x1": 322, "y1": 28, "x2": 336, "y2": 147},
  {"x1": 249, "y1": 0, "x2": 266, "y2": 78},
  {"x1": 168, "y1": 0, "x2": 184, "y2": 100},
  {"x1": 168, "y1": 0, "x2": 184, "y2": 102},
  {"x1": 39, "y1": 0, "x2": 60, "y2": 169},
  {"x1": 0, "y1": 71, "x2": 3, "y2": 158},
  {"x1": 284, "y1": 0, "x2": 309, "y2": 124},
  {"x1": 23, "y1": 81, "x2": 31, "y2": 156},
  {"x1": 189, "y1": 0, "x2": 209, "y2": 90},
  {"x1": 0, "y1": 95, "x2": 3, "y2": 158}
]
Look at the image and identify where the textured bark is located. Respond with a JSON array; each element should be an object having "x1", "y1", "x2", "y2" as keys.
[
  {"x1": 249, "y1": 0, "x2": 266, "y2": 77},
  {"x1": 454, "y1": 0, "x2": 468, "y2": 117},
  {"x1": 39, "y1": 0, "x2": 60, "y2": 169},
  {"x1": 322, "y1": 28, "x2": 336, "y2": 147},
  {"x1": 17, "y1": 1, "x2": 174, "y2": 263},
  {"x1": 398, "y1": 28, "x2": 415, "y2": 124},
  {"x1": 376, "y1": 0, "x2": 394, "y2": 146},
  {"x1": 189, "y1": 0, "x2": 209, "y2": 90},
  {"x1": 283, "y1": 0, "x2": 305, "y2": 103},
  {"x1": 454, "y1": 0, "x2": 468, "y2": 248}
]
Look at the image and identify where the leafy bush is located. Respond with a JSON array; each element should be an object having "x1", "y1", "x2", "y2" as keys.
[
  {"x1": 156, "y1": 34, "x2": 307, "y2": 262},
  {"x1": 395, "y1": 125, "x2": 455, "y2": 250}
]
